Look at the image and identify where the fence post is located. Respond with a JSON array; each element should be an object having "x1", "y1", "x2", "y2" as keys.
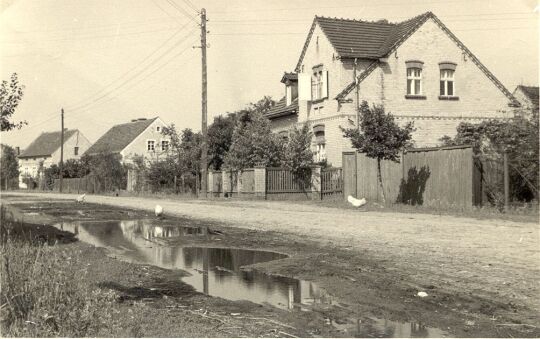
[
  {"x1": 237, "y1": 170, "x2": 243, "y2": 197},
  {"x1": 311, "y1": 165, "x2": 322, "y2": 200},
  {"x1": 222, "y1": 170, "x2": 229, "y2": 198},
  {"x1": 254, "y1": 166, "x2": 266, "y2": 200},
  {"x1": 208, "y1": 170, "x2": 214, "y2": 198}
]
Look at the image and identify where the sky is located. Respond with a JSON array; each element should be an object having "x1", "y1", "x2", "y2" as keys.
[{"x1": 0, "y1": 0, "x2": 538, "y2": 150}]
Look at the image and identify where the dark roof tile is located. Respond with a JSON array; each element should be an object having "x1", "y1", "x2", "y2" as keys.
[
  {"x1": 19, "y1": 129, "x2": 78, "y2": 158},
  {"x1": 265, "y1": 97, "x2": 298, "y2": 119},
  {"x1": 84, "y1": 118, "x2": 157, "y2": 155}
]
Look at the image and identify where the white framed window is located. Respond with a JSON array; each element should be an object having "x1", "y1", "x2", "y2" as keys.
[
  {"x1": 406, "y1": 68, "x2": 422, "y2": 95},
  {"x1": 311, "y1": 66, "x2": 328, "y2": 101},
  {"x1": 161, "y1": 140, "x2": 169, "y2": 151},
  {"x1": 147, "y1": 140, "x2": 155, "y2": 152},
  {"x1": 316, "y1": 143, "x2": 326, "y2": 162},
  {"x1": 440, "y1": 69, "x2": 455, "y2": 96}
]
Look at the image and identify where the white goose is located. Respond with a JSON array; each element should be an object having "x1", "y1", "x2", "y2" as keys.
[
  {"x1": 348, "y1": 195, "x2": 367, "y2": 208},
  {"x1": 155, "y1": 205, "x2": 163, "y2": 217},
  {"x1": 76, "y1": 193, "x2": 86, "y2": 203}
]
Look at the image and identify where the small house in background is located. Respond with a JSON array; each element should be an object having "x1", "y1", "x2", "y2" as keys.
[
  {"x1": 512, "y1": 85, "x2": 539, "y2": 119},
  {"x1": 84, "y1": 117, "x2": 169, "y2": 164},
  {"x1": 18, "y1": 129, "x2": 91, "y2": 188}
]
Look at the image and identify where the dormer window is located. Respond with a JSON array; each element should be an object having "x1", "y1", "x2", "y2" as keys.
[{"x1": 282, "y1": 73, "x2": 298, "y2": 106}]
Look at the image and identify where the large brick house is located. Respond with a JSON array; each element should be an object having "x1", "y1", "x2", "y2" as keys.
[
  {"x1": 84, "y1": 117, "x2": 169, "y2": 164},
  {"x1": 265, "y1": 12, "x2": 519, "y2": 167}
]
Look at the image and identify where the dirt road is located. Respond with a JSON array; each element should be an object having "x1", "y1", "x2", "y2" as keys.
[{"x1": 4, "y1": 191, "x2": 539, "y2": 336}]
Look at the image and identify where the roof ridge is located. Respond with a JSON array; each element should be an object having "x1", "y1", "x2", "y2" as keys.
[{"x1": 315, "y1": 15, "x2": 397, "y2": 26}]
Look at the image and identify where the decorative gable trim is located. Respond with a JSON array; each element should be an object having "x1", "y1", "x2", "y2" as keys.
[
  {"x1": 427, "y1": 14, "x2": 519, "y2": 106},
  {"x1": 294, "y1": 18, "x2": 318, "y2": 73},
  {"x1": 335, "y1": 12, "x2": 519, "y2": 106},
  {"x1": 335, "y1": 60, "x2": 379, "y2": 101}
]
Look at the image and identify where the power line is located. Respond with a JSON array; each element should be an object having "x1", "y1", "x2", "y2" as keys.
[
  {"x1": 163, "y1": 0, "x2": 198, "y2": 24},
  {"x1": 64, "y1": 21, "x2": 195, "y2": 111},
  {"x1": 67, "y1": 41, "x2": 198, "y2": 120},
  {"x1": 66, "y1": 29, "x2": 198, "y2": 114},
  {"x1": 179, "y1": 0, "x2": 198, "y2": 13}
]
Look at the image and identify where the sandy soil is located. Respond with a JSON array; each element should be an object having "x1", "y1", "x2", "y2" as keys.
[{"x1": 3, "y1": 191, "x2": 539, "y2": 337}]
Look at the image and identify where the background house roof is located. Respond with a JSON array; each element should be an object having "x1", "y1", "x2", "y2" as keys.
[
  {"x1": 84, "y1": 117, "x2": 157, "y2": 155},
  {"x1": 265, "y1": 97, "x2": 298, "y2": 119},
  {"x1": 516, "y1": 85, "x2": 539, "y2": 108},
  {"x1": 19, "y1": 129, "x2": 78, "y2": 158}
]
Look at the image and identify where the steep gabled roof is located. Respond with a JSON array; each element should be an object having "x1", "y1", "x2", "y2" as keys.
[
  {"x1": 19, "y1": 129, "x2": 78, "y2": 158},
  {"x1": 265, "y1": 97, "x2": 298, "y2": 119},
  {"x1": 295, "y1": 12, "x2": 431, "y2": 72},
  {"x1": 84, "y1": 117, "x2": 157, "y2": 155},
  {"x1": 515, "y1": 85, "x2": 539, "y2": 108},
  {"x1": 333, "y1": 12, "x2": 519, "y2": 105}
]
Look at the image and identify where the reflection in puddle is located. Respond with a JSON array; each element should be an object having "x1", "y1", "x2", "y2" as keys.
[{"x1": 53, "y1": 219, "x2": 447, "y2": 338}]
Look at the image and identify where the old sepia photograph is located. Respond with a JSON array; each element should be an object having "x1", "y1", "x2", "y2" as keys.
[{"x1": 0, "y1": 0, "x2": 538, "y2": 337}]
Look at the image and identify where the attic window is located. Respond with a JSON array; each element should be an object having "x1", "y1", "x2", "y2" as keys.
[{"x1": 157, "y1": 126, "x2": 161, "y2": 132}]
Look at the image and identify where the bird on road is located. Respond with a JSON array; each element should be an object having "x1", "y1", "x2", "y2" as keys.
[
  {"x1": 155, "y1": 205, "x2": 163, "y2": 217},
  {"x1": 76, "y1": 193, "x2": 86, "y2": 203},
  {"x1": 348, "y1": 195, "x2": 366, "y2": 208}
]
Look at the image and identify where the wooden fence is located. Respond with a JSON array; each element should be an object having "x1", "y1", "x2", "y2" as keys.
[
  {"x1": 266, "y1": 167, "x2": 313, "y2": 200},
  {"x1": 321, "y1": 168, "x2": 343, "y2": 199},
  {"x1": 343, "y1": 145, "x2": 478, "y2": 207}
]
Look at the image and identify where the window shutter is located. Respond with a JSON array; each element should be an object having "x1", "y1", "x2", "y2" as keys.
[
  {"x1": 298, "y1": 73, "x2": 311, "y2": 101},
  {"x1": 322, "y1": 70, "x2": 328, "y2": 98}
]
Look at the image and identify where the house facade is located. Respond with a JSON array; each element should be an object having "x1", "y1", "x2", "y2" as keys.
[
  {"x1": 18, "y1": 129, "x2": 91, "y2": 188},
  {"x1": 512, "y1": 85, "x2": 539, "y2": 119},
  {"x1": 84, "y1": 117, "x2": 170, "y2": 164},
  {"x1": 265, "y1": 12, "x2": 519, "y2": 167}
]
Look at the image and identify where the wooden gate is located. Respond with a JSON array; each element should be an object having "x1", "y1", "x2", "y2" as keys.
[{"x1": 342, "y1": 152, "x2": 357, "y2": 199}]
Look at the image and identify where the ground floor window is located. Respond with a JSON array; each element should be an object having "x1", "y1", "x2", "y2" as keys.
[{"x1": 315, "y1": 143, "x2": 326, "y2": 162}]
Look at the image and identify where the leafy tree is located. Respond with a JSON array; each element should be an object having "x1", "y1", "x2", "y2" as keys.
[
  {"x1": 208, "y1": 113, "x2": 237, "y2": 170},
  {"x1": 1, "y1": 73, "x2": 26, "y2": 131},
  {"x1": 146, "y1": 157, "x2": 179, "y2": 192},
  {"x1": 282, "y1": 124, "x2": 314, "y2": 174},
  {"x1": 440, "y1": 117, "x2": 539, "y2": 201},
  {"x1": 86, "y1": 151, "x2": 126, "y2": 191},
  {"x1": 224, "y1": 110, "x2": 283, "y2": 171},
  {"x1": 341, "y1": 101, "x2": 414, "y2": 203},
  {"x1": 0, "y1": 144, "x2": 19, "y2": 189}
]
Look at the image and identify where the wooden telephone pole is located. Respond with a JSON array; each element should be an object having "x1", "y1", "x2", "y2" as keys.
[
  {"x1": 200, "y1": 8, "x2": 208, "y2": 198},
  {"x1": 59, "y1": 108, "x2": 65, "y2": 193}
]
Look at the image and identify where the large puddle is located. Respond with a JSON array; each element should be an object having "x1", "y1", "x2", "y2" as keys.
[{"x1": 50, "y1": 218, "x2": 449, "y2": 337}]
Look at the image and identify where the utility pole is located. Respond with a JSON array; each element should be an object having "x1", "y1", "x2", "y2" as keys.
[
  {"x1": 200, "y1": 8, "x2": 208, "y2": 198},
  {"x1": 354, "y1": 58, "x2": 360, "y2": 131},
  {"x1": 59, "y1": 108, "x2": 65, "y2": 193}
]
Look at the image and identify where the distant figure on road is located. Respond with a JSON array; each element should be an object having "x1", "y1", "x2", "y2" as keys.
[
  {"x1": 155, "y1": 205, "x2": 163, "y2": 217},
  {"x1": 76, "y1": 193, "x2": 86, "y2": 203}
]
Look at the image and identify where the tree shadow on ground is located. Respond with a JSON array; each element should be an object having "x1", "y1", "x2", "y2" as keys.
[{"x1": 396, "y1": 166, "x2": 431, "y2": 205}]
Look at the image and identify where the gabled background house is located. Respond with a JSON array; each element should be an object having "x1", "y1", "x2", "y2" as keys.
[
  {"x1": 265, "y1": 12, "x2": 519, "y2": 167},
  {"x1": 17, "y1": 129, "x2": 91, "y2": 188},
  {"x1": 512, "y1": 85, "x2": 539, "y2": 119},
  {"x1": 84, "y1": 117, "x2": 169, "y2": 164}
]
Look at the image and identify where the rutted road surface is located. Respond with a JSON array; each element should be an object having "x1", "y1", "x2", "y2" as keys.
[{"x1": 3, "y1": 191, "x2": 539, "y2": 337}]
